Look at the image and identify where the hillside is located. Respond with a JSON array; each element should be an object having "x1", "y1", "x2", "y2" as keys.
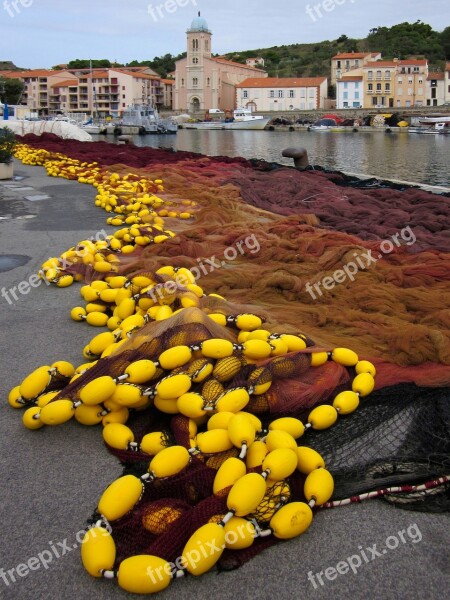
[{"x1": 222, "y1": 22, "x2": 448, "y2": 79}]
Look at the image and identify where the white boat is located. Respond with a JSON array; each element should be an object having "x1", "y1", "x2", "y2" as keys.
[
  {"x1": 184, "y1": 108, "x2": 270, "y2": 130},
  {"x1": 418, "y1": 116, "x2": 450, "y2": 125},
  {"x1": 409, "y1": 122, "x2": 450, "y2": 135},
  {"x1": 122, "y1": 103, "x2": 177, "y2": 134}
]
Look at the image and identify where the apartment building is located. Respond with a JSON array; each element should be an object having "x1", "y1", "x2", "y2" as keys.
[
  {"x1": 362, "y1": 61, "x2": 397, "y2": 108},
  {"x1": 394, "y1": 59, "x2": 428, "y2": 108},
  {"x1": 236, "y1": 77, "x2": 328, "y2": 111},
  {"x1": 1, "y1": 69, "x2": 78, "y2": 112},
  {"x1": 336, "y1": 70, "x2": 364, "y2": 108},
  {"x1": 3, "y1": 67, "x2": 166, "y2": 117},
  {"x1": 331, "y1": 52, "x2": 381, "y2": 86},
  {"x1": 426, "y1": 73, "x2": 445, "y2": 106}
]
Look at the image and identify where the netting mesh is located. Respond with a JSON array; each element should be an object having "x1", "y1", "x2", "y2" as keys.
[{"x1": 13, "y1": 136, "x2": 450, "y2": 580}]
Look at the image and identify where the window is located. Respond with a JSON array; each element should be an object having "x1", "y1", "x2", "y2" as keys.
[
  {"x1": 355, "y1": 60, "x2": 359, "y2": 67},
  {"x1": 336, "y1": 70, "x2": 341, "y2": 79},
  {"x1": 192, "y1": 39, "x2": 199, "y2": 51},
  {"x1": 243, "y1": 90, "x2": 248, "y2": 98},
  {"x1": 398, "y1": 77, "x2": 403, "y2": 83},
  {"x1": 368, "y1": 83, "x2": 373, "y2": 91},
  {"x1": 355, "y1": 91, "x2": 359, "y2": 99},
  {"x1": 418, "y1": 78, "x2": 423, "y2": 84},
  {"x1": 343, "y1": 92, "x2": 348, "y2": 100},
  {"x1": 122, "y1": 94, "x2": 125, "y2": 99},
  {"x1": 405, "y1": 100, "x2": 411, "y2": 107},
  {"x1": 343, "y1": 102, "x2": 349, "y2": 107},
  {"x1": 205, "y1": 40, "x2": 209, "y2": 51},
  {"x1": 385, "y1": 84, "x2": 390, "y2": 92},
  {"x1": 345, "y1": 60, "x2": 350, "y2": 68},
  {"x1": 385, "y1": 70, "x2": 391, "y2": 80},
  {"x1": 418, "y1": 87, "x2": 423, "y2": 95},
  {"x1": 308, "y1": 88, "x2": 315, "y2": 98},
  {"x1": 278, "y1": 90, "x2": 283, "y2": 98},
  {"x1": 193, "y1": 78, "x2": 198, "y2": 86},
  {"x1": 376, "y1": 83, "x2": 382, "y2": 92},
  {"x1": 289, "y1": 90, "x2": 295, "y2": 98},
  {"x1": 344, "y1": 82, "x2": 348, "y2": 89},
  {"x1": 355, "y1": 82, "x2": 359, "y2": 89},
  {"x1": 368, "y1": 71, "x2": 373, "y2": 80},
  {"x1": 193, "y1": 58, "x2": 198, "y2": 64},
  {"x1": 408, "y1": 77, "x2": 413, "y2": 84},
  {"x1": 181, "y1": 78, "x2": 184, "y2": 87},
  {"x1": 376, "y1": 70, "x2": 382, "y2": 80},
  {"x1": 270, "y1": 90, "x2": 275, "y2": 98},
  {"x1": 408, "y1": 87, "x2": 413, "y2": 96},
  {"x1": 398, "y1": 89, "x2": 403, "y2": 96},
  {"x1": 336, "y1": 60, "x2": 341, "y2": 68},
  {"x1": 207, "y1": 78, "x2": 210, "y2": 86}
]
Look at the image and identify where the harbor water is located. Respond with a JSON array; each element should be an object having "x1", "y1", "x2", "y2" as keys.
[{"x1": 94, "y1": 129, "x2": 450, "y2": 188}]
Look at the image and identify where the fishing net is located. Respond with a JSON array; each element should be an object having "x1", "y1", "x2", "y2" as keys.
[{"x1": 10, "y1": 137, "x2": 450, "y2": 587}]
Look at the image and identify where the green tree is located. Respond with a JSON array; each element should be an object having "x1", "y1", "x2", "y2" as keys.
[
  {"x1": 0, "y1": 78, "x2": 25, "y2": 104},
  {"x1": 441, "y1": 26, "x2": 450, "y2": 59}
]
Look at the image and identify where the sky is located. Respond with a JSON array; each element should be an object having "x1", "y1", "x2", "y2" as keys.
[{"x1": 0, "y1": 0, "x2": 449, "y2": 69}]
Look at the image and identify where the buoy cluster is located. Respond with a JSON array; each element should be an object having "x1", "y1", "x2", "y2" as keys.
[
  {"x1": 9, "y1": 295, "x2": 376, "y2": 593},
  {"x1": 10, "y1": 143, "x2": 378, "y2": 594},
  {"x1": 14, "y1": 144, "x2": 197, "y2": 286}
]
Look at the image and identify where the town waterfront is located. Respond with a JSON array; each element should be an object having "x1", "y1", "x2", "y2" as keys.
[{"x1": 98, "y1": 129, "x2": 450, "y2": 188}]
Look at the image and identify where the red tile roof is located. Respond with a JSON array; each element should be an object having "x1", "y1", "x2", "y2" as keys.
[
  {"x1": 337, "y1": 76, "x2": 363, "y2": 82},
  {"x1": 1, "y1": 69, "x2": 56, "y2": 78},
  {"x1": 397, "y1": 59, "x2": 427, "y2": 66},
  {"x1": 236, "y1": 77, "x2": 326, "y2": 88},
  {"x1": 161, "y1": 79, "x2": 175, "y2": 85},
  {"x1": 51, "y1": 80, "x2": 79, "y2": 88},
  {"x1": 212, "y1": 58, "x2": 266, "y2": 71},
  {"x1": 111, "y1": 69, "x2": 159, "y2": 80},
  {"x1": 427, "y1": 72, "x2": 444, "y2": 80},
  {"x1": 364, "y1": 61, "x2": 397, "y2": 68},
  {"x1": 445, "y1": 62, "x2": 450, "y2": 71},
  {"x1": 332, "y1": 52, "x2": 376, "y2": 60}
]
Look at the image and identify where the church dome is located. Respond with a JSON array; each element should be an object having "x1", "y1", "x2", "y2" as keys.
[{"x1": 188, "y1": 12, "x2": 210, "y2": 32}]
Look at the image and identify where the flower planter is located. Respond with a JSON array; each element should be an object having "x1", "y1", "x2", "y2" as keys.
[{"x1": 0, "y1": 162, "x2": 14, "y2": 180}]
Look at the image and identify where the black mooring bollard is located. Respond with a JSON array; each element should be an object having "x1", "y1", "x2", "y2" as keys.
[{"x1": 282, "y1": 147, "x2": 309, "y2": 170}]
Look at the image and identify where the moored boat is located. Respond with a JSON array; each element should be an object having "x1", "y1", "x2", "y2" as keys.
[
  {"x1": 122, "y1": 103, "x2": 178, "y2": 134},
  {"x1": 184, "y1": 108, "x2": 270, "y2": 130}
]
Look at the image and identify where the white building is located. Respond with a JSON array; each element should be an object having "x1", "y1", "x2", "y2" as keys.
[
  {"x1": 336, "y1": 71, "x2": 363, "y2": 108},
  {"x1": 236, "y1": 77, "x2": 328, "y2": 111}
]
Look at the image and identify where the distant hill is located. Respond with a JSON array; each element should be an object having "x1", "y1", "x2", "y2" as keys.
[
  {"x1": 0, "y1": 61, "x2": 22, "y2": 71},
  {"x1": 222, "y1": 22, "x2": 448, "y2": 80}
]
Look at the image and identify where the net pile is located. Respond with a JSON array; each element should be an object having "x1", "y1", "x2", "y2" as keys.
[{"x1": 9, "y1": 136, "x2": 450, "y2": 590}]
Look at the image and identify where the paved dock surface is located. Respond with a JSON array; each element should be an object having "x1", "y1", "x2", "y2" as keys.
[{"x1": 0, "y1": 161, "x2": 448, "y2": 600}]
